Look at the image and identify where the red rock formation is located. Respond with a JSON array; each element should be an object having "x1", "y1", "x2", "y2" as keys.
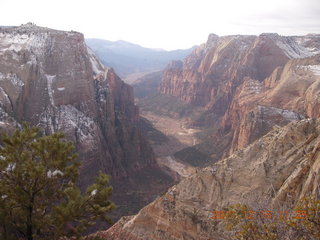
[
  {"x1": 99, "y1": 34, "x2": 320, "y2": 239},
  {"x1": 0, "y1": 23, "x2": 156, "y2": 181},
  {"x1": 159, "y1": 34, "x2": 293, "y2": 111},
  {"x1": 223, "y1": 55, "x2": 320, "y2": 153},
  {"x1": 101, "y1": 119, "x2": 320, "y2": 240},
  {"x1": 0, "y1": 24, "x2": 171, "y2": 221},
  {"x1": 160, "y1": 33, "x2": 320, "y2": 153}
]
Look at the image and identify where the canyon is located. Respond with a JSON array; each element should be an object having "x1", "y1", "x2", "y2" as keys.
[
  {"x1": 158, "y1": 33, "x2": 320, "y2": 158},
  {"x1": 101, "y1": 118, "x2": 320, "y2": 240},
  {"x1": 1, "y1": 23, "x2": 319, "y2": 239},
  {"x1": 100, "y1": 33, "x2": 320, "y2": 239}
]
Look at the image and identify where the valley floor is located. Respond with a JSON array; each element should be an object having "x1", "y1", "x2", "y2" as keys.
[{"x1": 140, "y1": 111, "x2": 199, "y2": 179}]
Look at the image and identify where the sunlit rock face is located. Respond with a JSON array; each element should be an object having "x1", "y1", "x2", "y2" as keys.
[
  {"x1": 92, "y1": 33, "x2": 320, "y2": 239},
  {"x1": 160, "y1": 33, "x2": 320, "y2": 110},
  {"x1": 223, "y1": 54, "x2": 320, "y2": 153},
  {"x1": 160, "y1": 33, "x2": 320, "y2": 153},
  {"x1": 100, "y1": 118, "x2": 320, "y2": 240}
]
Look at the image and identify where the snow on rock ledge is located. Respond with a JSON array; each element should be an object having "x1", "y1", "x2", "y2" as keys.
[{"x1": 300, "y1": 65, "x2": 320, "y2": 76}]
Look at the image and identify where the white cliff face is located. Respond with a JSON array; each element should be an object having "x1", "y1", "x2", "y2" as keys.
[
  {"x1": 87, "y1": 46, "x2": 105, "y2": 75},
  {"x1": 0, "y1": 72, "x2": 24, "y2": 88},
  {"x1": 300, "y1": 65, "x2": 320, "y2": 76},
  {"x1": 0, "y1": 30, "x2": 48, "y2": 60},
  {"x1": 274, "y1": 35, "x2": 320, "y2": 59}
]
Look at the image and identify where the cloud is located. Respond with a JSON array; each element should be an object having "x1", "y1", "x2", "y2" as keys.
[{"x1": 0, "y1": 0, "x2": 319, "y2": 49}]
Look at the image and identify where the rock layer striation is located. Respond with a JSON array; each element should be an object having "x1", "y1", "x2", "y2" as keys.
[
  {"x1": 101, "y1": 118, "x2": 320, "y2": 240},
  {"x1": 160, "y1": 33, "x2": 320, "y2": 153},
  {"x1": 0, "y1": 23, "x2": 170, "y2": 221}
]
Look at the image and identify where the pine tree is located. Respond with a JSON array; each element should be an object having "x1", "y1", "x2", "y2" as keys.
[{"x1": 0, "y1": 124, "x2": 115, "y2": 240}]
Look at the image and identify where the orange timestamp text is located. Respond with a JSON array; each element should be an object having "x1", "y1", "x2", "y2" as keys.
[{"x1": 211, "y1": 210, "x2": 308, "y2": 221}]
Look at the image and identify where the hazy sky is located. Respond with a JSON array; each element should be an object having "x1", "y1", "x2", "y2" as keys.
[{"x1": 1, "y1": 0, "x2": 319, "y2": 50}]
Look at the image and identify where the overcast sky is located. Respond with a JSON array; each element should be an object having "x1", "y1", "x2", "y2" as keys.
[{"x1": 1, "y1": 0, "x2": 319, "y2": 50}]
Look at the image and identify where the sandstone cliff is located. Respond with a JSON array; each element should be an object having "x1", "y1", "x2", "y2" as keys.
[
  {"x1": 101, "y1": 118, "x2": 320, "y2": 240},
  {"x1": 0, "y1": 23, "x2": 171, "y2": 220},
  {"x1": 222, "y1": 54, "x2": 320, "y2": 153},
  {"x1": 102, "y1": 34, "x2": 320, "y2": 239},
  {"x1": 160, "y1": 33, "x2": 319, "y2": 110},
  {"x1": 160, "y1": 33, "x2": 320, "y2": 156}
]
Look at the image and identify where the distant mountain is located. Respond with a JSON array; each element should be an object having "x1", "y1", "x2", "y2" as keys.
[{"x1": 86, "y1": 38, "x2": 196, "y2": 78}]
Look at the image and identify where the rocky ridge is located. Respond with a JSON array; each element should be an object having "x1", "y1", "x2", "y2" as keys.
[
  {"x1": 160, "y1": 33, "x2": 320, "y2": 154},
  {"x1": 99, "y1": 33, "x2": 320, "y2": 239},
  {"x1": 222, "y1": 52, "x2": 320, "y2": 153},
  {"x1": 101, "y1": 118, "x2": 320, "y2": 240}
]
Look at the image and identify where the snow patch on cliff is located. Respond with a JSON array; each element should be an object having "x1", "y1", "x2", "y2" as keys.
[
  {"x1": 90, "y1": 57, "x2": 101, "y2": 75},
  {"x1": 300, "y1": 65, "x2": 320, "y2": 76},
  {"x1": 0, "y1": 31, "x2": 49, "y2": 58},
  {"x1": 246, "y1": 79, "x2": 263, "y2": 94},
  {"x1": 309, "y1": 65, "x2": 320, "y2": 76},
  {"x1": 258, "y1": 105, "x2": 304, "y2": 121},
  {"x1": 275, "y1": 37, "x2": 318, "y2": 59},
  {"x1": 294, "y1": 36, "x2": 320, "y2": 55},
  {"x1": 39, "y1": 105, "x2": 96, "y2": 143},
  {"x1": 58, "y1": 105, "x2": 96, "y2": 142},
  {"x1": 0, "y1": 72, "x2": 24, "y2": 89},
  {"x1": 0, "y1": 105, "x2": 18, "y2": 127},
  {"x1": 0, "y1": 87, "x2": 11, "y2": 106},
  {"x1": 46, "y1": 74, "x2": 56, "y2": 106},
  {"x1": 87, "y1": 47, "x2": 104, "y2": 75}
]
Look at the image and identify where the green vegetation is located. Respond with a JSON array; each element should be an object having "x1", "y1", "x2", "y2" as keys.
[
  {"x1": 223, "y1": 196, "x2": 320, "y2": 240},
  {"x1": 0, "y1": 125, "x2": 115, "y2": 240},
  {"x1": 137, "y1": 93, "x2": 201, "y2": 119}
]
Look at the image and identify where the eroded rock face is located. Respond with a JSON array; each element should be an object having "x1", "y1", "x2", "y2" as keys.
[
  {"x1": 103, "y1": 34, "x2": 320, "y2": 239},
  {"x1": 222, "y1": 55, "x2": 320, "y2": 153},
  {"x1": 160, "y1": 34, "x2": 298, "y2": 109},
  {"x1": 160, "y1": 33, "x2": 320, "y2": 154},
  {"x1": 0, "y1": 23, "x2": 159, "y2": 189},
  {"x1": 100, "y1": 119, "x2": 320, "y2": 240}
]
